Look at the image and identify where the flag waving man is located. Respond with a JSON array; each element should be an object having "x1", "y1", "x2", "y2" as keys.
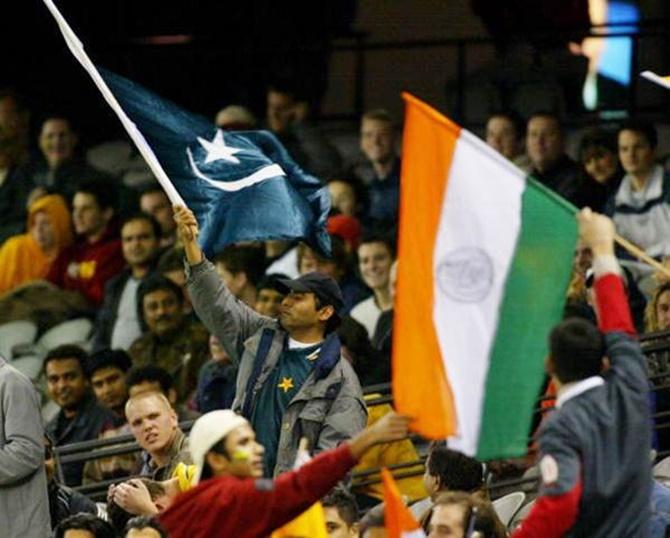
[
  {"x1": 42, "y1": 0, "x2": 331, "y2": 259},
  {"x1": 175, "y1": 205, "x2": 368, "y2": 477}
]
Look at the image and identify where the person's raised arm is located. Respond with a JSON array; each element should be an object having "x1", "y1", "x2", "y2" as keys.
[
  {"x1": 174, "y1": 205, "x2": 203, "y2": 266},
  {"x1": 172, "y1": 205, "x2": 273, "y2": 359},
  {"x1": 258, "y1": 411, "x2": 412, "y2": 533},
  {"x1": 576, "y1": 208, "x2": 635, "y2": 336}
]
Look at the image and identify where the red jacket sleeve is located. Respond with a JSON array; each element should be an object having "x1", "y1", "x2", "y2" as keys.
[
  {"x1": 593, "y1": 273, "x2": 635, "y2": 336},
  {"x1": 511, "y1": 480, "x2": 582, "y2": 538},
  {"x1": 160, "y1": 443, "x2": 357, "y2": 538}
]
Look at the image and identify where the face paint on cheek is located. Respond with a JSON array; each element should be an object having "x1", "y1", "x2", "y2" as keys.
[{"x1": 232, "y1": 450, "x2": 250, "y2": 462}]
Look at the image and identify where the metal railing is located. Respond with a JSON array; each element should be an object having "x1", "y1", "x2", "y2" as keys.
[{"x1": 55, "y1": 331, "x2": 670, "y2": 501}]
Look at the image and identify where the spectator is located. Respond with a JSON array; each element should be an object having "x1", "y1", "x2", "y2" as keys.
[
  {"x1": 371, "y1": 259, "x2": 396, "y2": 367},
  {"x1": 125, "y1": 365, "x2": 200, "y2": 422},
  {"x1": 215, "y1": 104, "x2": 257, "y2": 130},
  {"x1": 213, "y1": 243, "x2": 266, "y2": 308},
  {"x1": 53, "y1": 513, "x2": 116, "y2": 538},
  {"x1": 355, "y1": 109, "x2": 400, "y2": 229},
  {"x1": 126, "y1": 391, "x2": 192, "y2": 481},
  {"x1": 44, "y1": 345, "x2": 117, "y2": 486},
  {"x1": 573, "y1": 128, "x2": 623, "y2": 211},
  {"x1": 0, "y1": 355, "x2": 51, "y2": 537},
  {"x1": 254, "y1": 273, "x2": 287, "y2": 318},
  {"x1": 425, "y1": 491, "x2": 506, "y2": 538},
  {"x1": 298, "y1": 236, "x2": 369, "y2": 314},
  {"x1": 607, "y1": 120, "x2": 670, "y2": 260},
  {"x1": 45, "y1": 435, "x2": 99, "y2": 529},
  {"x1": 82, "y1": 349, "x2": 139, "y2": 484},
  {"x1": 266, "y1": 83, "x2": 342, "y2": 178},
  {"x1": 195, "y1": 334, "x2": 238, "y2": 413},
  {"x1": 108, "y1": 478, "x2": 179, "y2": 532},
  {"x1": 139, "y1": 186, "x2": 176, "y2": 248},
  {"x1": 158, "y1": 409, "x2": 410, "y2": 537},
  {"x1": 327, "y1": 175, "x2": 368, "y2": 220},
  {"x1": 322, "y1": 488, "x2": 361, "y2": 538},
  {"x1": 485, "y1": 110, "x2": 527, "y2": 166},
  {"x1": 411, "y1": 442, "x2": 485, "y2": 519},
  {"x1": 644, "y1": 282, "x2": 670, "y2": 451},
  {"x1": 47, "y1": 180, "x2": 125, "y2": 307},
  {"x1": 93, "y1": 213, "x2": 161, "y2": 351},
  {"x1": 0, "y1": 193, "x2": 73, "y2": 294},
  {"x1": 125, "y1": 516, "x2": 169, "y2": 538},
  {"x1": 511, "y1": 209, "x2": 651, "y2": 537},
  {"x1": 526, "y1": 111, "x2": 580, "y2": 203},
  {"x1": 338, "y1": 315, "x2": 386, "y2": 386},
  {"x1": 176, "y1": 205, "x2": 367, "y2": 476},
  {"x1": 31, "y1": 115, "x2": 109, "y2": 202},
  {"x1": 328, "y1": 213, "x2": 363, "y2": 254},
  {"x1": 350, "y1": 236, "x2": 394, "y2": 338},
  {"x1": 129, "y1": 275, "x2": 209, "y2": 403},
  {"x1": 646, "y1": 282, "x2": 670, "y2": 333},
  {"x1": 0, "y1": 88, "x2": 30, "y2": 165},
  {"x1": 0, "y1": 89, "x2": 35, "y2": 244}
]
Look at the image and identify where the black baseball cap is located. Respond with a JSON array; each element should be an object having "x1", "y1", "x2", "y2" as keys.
[{"x1": 276, "y1": 272, "x2": 344, "y2": 312}]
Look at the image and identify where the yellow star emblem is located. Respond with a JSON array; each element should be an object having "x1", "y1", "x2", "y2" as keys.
[{"x1": 277, "y1": 377, "x2": 294, "y2": 393}]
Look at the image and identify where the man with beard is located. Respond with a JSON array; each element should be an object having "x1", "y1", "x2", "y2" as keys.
[{"x1": 129, "y1": 275, "x2": 209, "y2": 404}]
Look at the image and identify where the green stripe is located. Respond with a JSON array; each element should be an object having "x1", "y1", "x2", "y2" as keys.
[{"x1": 476, "y1": 178, "x2": 578, "y2": 460}]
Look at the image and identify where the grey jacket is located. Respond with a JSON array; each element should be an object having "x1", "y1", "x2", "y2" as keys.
[
  {"x1": 186, "y1": 259, "x2": 367, "y2": 475},
  {"x1": 0, "y1": 357, "x2": 51, "y2": 537}
]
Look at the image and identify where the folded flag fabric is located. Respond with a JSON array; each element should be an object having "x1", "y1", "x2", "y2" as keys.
[
  {"x1": 392, "y1": 93, "x2": 578, "y2": 460},
  {"x1": 42, "y1": 0, "x2": 331, "y2": 258},
  {"x1": 382, "y1": 468, "x2": 426, "y2": 538}
]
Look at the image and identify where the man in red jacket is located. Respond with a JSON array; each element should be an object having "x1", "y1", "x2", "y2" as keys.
[
  {"x1": 159, "y1": 409, "x2": 411, "y2": 538},
  {"x1": 47, "y1": 180, "x2": 124, "y2": 307}
]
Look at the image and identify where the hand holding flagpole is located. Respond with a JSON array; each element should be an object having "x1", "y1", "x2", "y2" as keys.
[{"x1": 174, "y1": 205, "x2": 204, "y2": 265}]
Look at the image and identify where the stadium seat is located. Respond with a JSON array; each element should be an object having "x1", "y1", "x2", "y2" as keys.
[
  {"x1": 0, "y1": 320, "x2": 38, "y2": 359},
  {"x1": 492, "y1": 491, "x2": 526, "y2": 527},
  {"x1": 12, "y1": 354, "x2": 44, "y2": 381},
  {"x1": 37, "y1": 318, "x2": 93, "y2": 352}
]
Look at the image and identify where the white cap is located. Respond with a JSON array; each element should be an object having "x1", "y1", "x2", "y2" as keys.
[{"x1": 190, "y1": 410, "x2": 249, "y2": 484}]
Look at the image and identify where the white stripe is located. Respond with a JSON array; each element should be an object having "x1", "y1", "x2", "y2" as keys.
[
  {"x1": 433, "y1": 129, "x2": 526, "y2": 456},
  {"x1": 42, "y1": 0, "x2": 185, "y2": 206},
  {"x1": 187, "y1": 149, "x2": 285, "y2": 192}
]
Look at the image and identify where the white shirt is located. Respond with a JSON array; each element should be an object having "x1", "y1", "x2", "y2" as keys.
[
  {"x1": 556, "y1": 376, "x2": 605, "y2": 409},
  {"x1": 110, "y1": 277, "x2": 142, "y2": 350},
  {"x1": 350, "y1": 296, "x2": 382, "y2": 339}
]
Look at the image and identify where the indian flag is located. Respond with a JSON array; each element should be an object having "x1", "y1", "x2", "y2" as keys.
[
  {"x1": 382, "y1": 468, "x2": 426, "y2": 538},
  {"x1": 393, "y1": 94, "x2": 578, "y2": 460}
]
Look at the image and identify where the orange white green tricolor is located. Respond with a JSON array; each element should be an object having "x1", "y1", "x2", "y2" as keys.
[
  {"x1": 382, "y1": 468, "x2": 426, "y2": 538},
  {"x1": 392, "y1": 94, "x2": 577, "y2": 460}
]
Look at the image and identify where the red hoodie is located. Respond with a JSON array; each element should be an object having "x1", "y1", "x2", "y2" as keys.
[
  {"x1": 159, "y1": 444, "x2": 357, "y2": 538},
  {"x1": 47, "y1": 224, "x2": 124, "y2": 306}
]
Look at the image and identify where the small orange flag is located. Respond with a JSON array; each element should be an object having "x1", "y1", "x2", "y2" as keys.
[{"x1": 381, "y1": 468, "x2": 426, "y2": 538}]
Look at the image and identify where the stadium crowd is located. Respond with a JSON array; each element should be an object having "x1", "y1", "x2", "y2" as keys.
[{"x1": 2, "y1": 72, "x2": 670, "y2": 538}]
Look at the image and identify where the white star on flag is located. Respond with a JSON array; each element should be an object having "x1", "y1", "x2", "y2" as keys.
[{"x1": 197, "y1": 129, "x2": 242, "y2": 164}]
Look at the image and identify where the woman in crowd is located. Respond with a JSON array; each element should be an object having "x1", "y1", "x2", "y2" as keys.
[{"x1": 0, "y1": 193, "x2": 72, "y2": 294}]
